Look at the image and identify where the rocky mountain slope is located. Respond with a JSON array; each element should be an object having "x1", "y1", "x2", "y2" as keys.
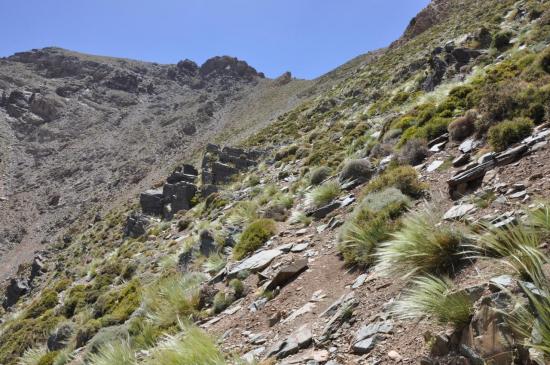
[
  {"x1": 1, "y1": 0, "x2": 550, "y2": 364},
  {"x1": 0, "y1": 47, "x2": 374, "y2": 282}
]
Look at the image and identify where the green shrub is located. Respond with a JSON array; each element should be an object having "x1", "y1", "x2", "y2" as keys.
[
  {"x1": 375, "y1": 209, "x2": 466, "y2": 278},
  {"x1": 309, "y1": 166, "x2": 332, "y2": 185},
  {"x1": 274, "y1": 144, "x2": 299, "y2": 161},
  {"x1": 25, "y1": 290, "x2": 59, "y2": 319},
  {"x1": 362, "y1": 166, "x2": 425, "y2": 198},
  {"x1": 488, "y1": 117, "x2": 534, "y2": 151},
  {"x1": 338, "y1": 188, "x2": 409, "y2": 266},
  {"x1": 233, "y1": 219, "x2": 277, "y2": 259},
  {"x1": 94, "y1": 279, "x2": 141, "y2": 325},
  {"x1": 212, "y1": 292, "x2": 233, "y2": 314},
  {"x1": 0, "y1": 310, "x2": 63, "y2": 365},
  {"x1": 229, "y1": 279, "x2": 245, "y2": 298},
  {"x1": 391, "y1": 275, "x2": 472, "y2": 327}
]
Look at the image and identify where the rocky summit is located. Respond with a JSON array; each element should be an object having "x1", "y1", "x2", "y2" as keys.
[{"x1": 1, "y1": 0, "x2": 550, "y2": 365}]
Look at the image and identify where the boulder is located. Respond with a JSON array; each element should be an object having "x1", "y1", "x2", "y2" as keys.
[
  {"x1": 199, "y1": 230, "x2": 216, "y2": 257},
  {"x1": 124, "y1": 213, "x2": 150, "y2": 238},
  {"x1": 265, "y1": 259, "x2": 308, "y2": 291},
  {"x1": 162, "y1": 181, "x2": 197, "y2": 217},
  {"x1": 140, "y1": 189, "x2": 164, "y2": 215},
  {"x1": 307, "y1": 201, "x2": 341, "y2": 219},
  {"x1": 2, "y1": 277, "x2": 30, "y2": 309},
  {"x1": 30, "y1": 255, "x2": 47, "y2": 282},
  {"x1": 443, "y1": 203, "x2": 477, "y2": 221},
  {"x1": 30, "y1": 94, "x2": 62, "y2": 122},
  {"x1": 228, "y1": 249, "x2": 283, "y2": 277},
  {"x1": 211, "y1": 162, "x2": 239, "y2": 184}
]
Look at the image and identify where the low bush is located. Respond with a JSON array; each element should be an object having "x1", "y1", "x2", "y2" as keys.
[
  {"x1": 233, "y1": 219, "x2": 277, "y2": 260},
  {"x1": 25, "y1": 290, "x2": 59, "y2": 319},
  {"x1": 487, "y1": 117, "x2": 534, "y2": 151},
  {"x1": 94, "y1": 279, "x2": 141, "y2": 326},
  {"x1": 391, "y1": 275, "x2": 472, "y2": 327},
  {"x1": 305, "y1": 180, "x2": 341, "y2": 209},
  {"x1": 338, "y1": 188, "x2": 409, "y2": 266},
  {"x1": 309, "y1": 166, "x2": 332, "y2": 185},
  {"x1": 448, "y1": 111, "x2": 476, "y2": 141},
  {"x1": 397, "y1": 138, "x2": 428, "y2": 166},
  {"x1": 362, "y1": 165, "x2": 425, "y2": 198},
  {"x1": 375, "y1": 209, "x2": 466, "y2": 278},
  {"x1": 339, "y1": 159, "x2": 374, "y2": 183},
  {"x1": 228, "y1": 279, "x2": 244, "y2": 298},
  {"x1": 274, "y1": 144, "x2": 299, "y2": 161}
]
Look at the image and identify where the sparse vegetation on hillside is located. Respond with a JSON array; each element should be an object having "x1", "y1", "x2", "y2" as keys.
[{"x1": 233, "y1": 219, "x2": 277, "y2": 259}]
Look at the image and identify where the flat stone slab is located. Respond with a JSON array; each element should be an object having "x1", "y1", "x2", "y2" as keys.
[
  {"x1": 443, "y1": 203, "x2": 476, "y2": 220},
  {"x1": 228, "y1": 249, "x2": 283, "y2": 276},
  {"x1": 265, "y1": 259, "x2": 308, "y2": 291},
  {"x1": 427, "y1": 160, "x2": 444, "y2": 172}
]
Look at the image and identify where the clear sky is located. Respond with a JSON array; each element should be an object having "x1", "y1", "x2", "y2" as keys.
[{"x1": 2, "y1": 0, "x2": 430, "y2": 79}]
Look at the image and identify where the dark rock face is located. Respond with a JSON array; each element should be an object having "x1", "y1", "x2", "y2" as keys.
[
  {"x1": 162, "y1": 181, "x2": 197, "y2": 219},
  {"x1": 2, "y1": 278, "x2": 30, "y2": 309},
  {"x1": 199, "y1": 230, "x2": 216, "y2": 257},
  {"x1": 199, "y1": 56, "x2": 263, "y2": 81},
  {"x1": 124, "y1": 213, "x2": 150, "y2": 238},
  {"x1": 200, "y1": 143, "x2": 262, "y2": 186},
  {"x1": 140, "y1": 189, "x2": 164, "y2": 216}
]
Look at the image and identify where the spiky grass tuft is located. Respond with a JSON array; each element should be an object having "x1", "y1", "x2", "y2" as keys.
[
  {"x1": 375, "y1": 209, "x2": 465, "y2": 278},
  {"x1": 17, "y1": 346, "x2": 47, "y2": 365},
  {"x1": 391, "y1": 275, "x2": 472, "y2": 327},
  {"x1": 146, "y1": 322, "x2": 225, "y2": 365},
  {"x1": 87, "y1": 341, "x2": 136, "y2": 365},
  {"x1": 227, "y1": 201, "x2": 259, "y2": 226},
  {"x1": 143, "y1": 272, "x2": 206, "y2": 326},
  {"x1": 473, "y1": 223, "x2": 545, "y2": 281},
  {"x1": 202, "y1": 253, "x2": 227, "y2": 274},
  {"x1": 305, "y1": 180, "x2": 341, "y2": 209}
]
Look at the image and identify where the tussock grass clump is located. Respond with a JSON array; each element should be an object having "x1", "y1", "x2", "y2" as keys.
[
  {"x1": 142, "y1": 272, "x2": 205, "y2": 326},
  {"x1": 202, "y1": 253, "x2": 226, "y2": 275},
  {"x1": 309, "y1": 166, "x2": 332, "y2": 185},
  {"x1": 391, "y1": 275, "x2": 472, "y2": 327},
  {"x1": 226, "y1": 201, "x2": 259, "y2": 226},
  {"x1": 362, "y1": 165, "x2": 425, "y2": 198},
  {"x1": 17, "y1": 346, "x2": 47, "y2": 365},
  {"x1": 338, "y1": 159, "x2": 373, "y2": 183},
  {"x1": 488, "y1": 117, "x2": 534, "y2": 151},
  {"x1": 375, "y1": 209, "x2": 466, "y2": 278},
  {"x1": 87, "y1": 341, "x2": 136, "y2": 365},
  {"x1": 472, "y1": 223, "x2": 545, "y2": 281},
  {"x1": 396, "y1": 138, "x2": 428, "y2": 166},
  {"x1": 289, "y1": 211, "x2": 312, "y2": 226},
  {"x1": 338, "y1": 188, "x2": 409, "y2": 266},
  {"x1": 146, "y1": 323, "x2": 225, "y2": 365},
  {"x1": 233, "y1": 219, "x2": 276, "y2": 260},
  {"x1": 448, "y1": 112, "x2": 476, "y2": 141},
  {"x1": 305, "y1": 180, "x2": 341, "y2": 209}
]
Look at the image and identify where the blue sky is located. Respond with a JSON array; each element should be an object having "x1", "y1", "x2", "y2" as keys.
[{"x1": 2, "y1": 0, "x2": 430, "y2": 79}]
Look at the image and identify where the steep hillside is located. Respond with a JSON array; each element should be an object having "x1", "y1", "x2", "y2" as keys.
[
  {"x1": 0, "y1": 48, "x2": 327, "y2": 282},
  {"x1": 1, "y1": 0, "x2": 550, "y2": 365}
]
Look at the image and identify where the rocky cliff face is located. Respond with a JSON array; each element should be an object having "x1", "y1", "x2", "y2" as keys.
[{"x1": 0, "y1": 48, "x2": 314, "y2": 280}]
